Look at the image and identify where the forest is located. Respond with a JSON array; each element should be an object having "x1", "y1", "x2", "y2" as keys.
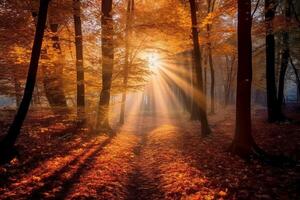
[{"x1": 0, "y1": 0, "x2": 299, "y2": 199}]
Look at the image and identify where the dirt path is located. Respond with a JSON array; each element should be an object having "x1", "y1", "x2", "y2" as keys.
[
  {"x1": 124, "y1": 116, "x2": 216, "y2": 200},
  {"x1": 126, "y1": 129, "x2": 150, "y2": 200},
  {"x1": 125, "y1": 115, "x2": 164, "y2": 200}
]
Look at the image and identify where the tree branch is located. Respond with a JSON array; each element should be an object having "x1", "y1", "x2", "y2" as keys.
[
  {"x1": 251, "y1": 0, "x2": 261, "y2": 19},
  {"x1": 289, "y1": 56, "x2": 300, "y2": 94}
]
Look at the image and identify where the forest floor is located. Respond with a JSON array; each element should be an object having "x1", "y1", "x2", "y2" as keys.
[{"x1": 0, "y1": 105, "x2": 299, "y2": 200}]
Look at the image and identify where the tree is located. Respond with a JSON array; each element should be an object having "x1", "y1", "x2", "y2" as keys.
[
  {"x1": 231, "y1": 0, "x2": 296, "y2": 162},
  {"x1": 0, "y1": 0, "x2": 50, "y2": 163},
  {"x1": 206, "y1": 0, "x2": 216, "y2": 114},
  {"x1": 73, "y1": 0, "x2": 85, "y2": 120},
  {"x1": 120, "y1": 0, "x2": 134, "y2": 124},
  {"x1": 31, "y1": 3, "x2": 68, "y2": 111},
  {"x1": 188, "y1": 0, "x2": 211, "y2": 136},
  {"x1": 265, "y1": 0, "x2": 284, "y2": 122},
  {"x1": 96, "y1": 0, "x2": 114, "y2": 131},
  {"x1": 224, "y1": 53, "x2": 237, "y2": 106},
  {"x1": 230, "y1": 0, "x2": 255, "y2": 156},
  {"x1": 278, "y1": 0, "x2": 291, "y2": 110}
]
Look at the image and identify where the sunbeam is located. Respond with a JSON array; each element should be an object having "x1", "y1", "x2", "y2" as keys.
[{"x1": 1, "y1": 0, "x2": 298, "y2": 199}]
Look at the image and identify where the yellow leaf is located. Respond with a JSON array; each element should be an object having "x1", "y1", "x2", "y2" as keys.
[{"x1": 218, "y1": 190, "x2": 227, "y2": 197}]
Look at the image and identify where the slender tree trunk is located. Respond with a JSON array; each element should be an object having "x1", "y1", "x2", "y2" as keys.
[
  {"x1": 120, "y1": 0, "x2": 134, "y2": 124},
  {"x1": 73, "y1": 0, "x2": 85, "y2": 119},
  {"x1": 224, "y1": 55, "x2": 236, "y2": 106},
  {"x1": 96, "y1": 0, "x2": 114, "y2": 131},
  {"x1": 11, "y1": 67, "x2": 22, "y2": 107},
  {"x1": 119, "y1": 82, "x2": 128, "y2": 125},
  {"x1": 208, "y1": 42, "x2": 215, "y2": 114},
  {"x1": 189, "y1": 0, "x2": 210, "y2": 136},
  {"x1": 265, "y1": 0, "x2": 283, "y2": 122},
  {"x1": 204, "y1": 66, "x2": 207, "y2": 96},
  {"x1": 224, "y1": 55, "x2": 235, "y2": 106},
  {"x1": 0, "y1": 0, "x2": 50, "y2": 162},
  {"x1": 230, "y1": 0, "x2": 255, "y2": 157},
  {"x1": 290, "y1": 56, "x2": 300, "y2": 96},
  {"x1": 224, "y1": 55, "x2": 230, "y2": 106},
  {"x1": 190, "y1": 54, "x2": 199, "y2": 120},
  {"x1": 184, "y1": 51, "x2": 193, "y2": 114},
  {"x1": 278, "y1": 0, "x2": 291, "y2": 110},
  {"x1": 207, "y1": 0, "x2": 215, "y2": 114}
]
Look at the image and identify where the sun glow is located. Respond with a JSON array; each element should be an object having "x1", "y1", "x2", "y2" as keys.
[{"x1": 146, "y1": 52, "x2": 161, "y2": 73}]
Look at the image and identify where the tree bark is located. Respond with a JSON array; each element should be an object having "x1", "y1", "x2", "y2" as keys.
[
  {"x1": 11, "y1": 66, "x2": 22, "y2": 107},
  {"x1": 224, "y1": 55, "x2": 234, "y2": 106},
  {"x1": 73, "y1": 0, "x2": 85, "y2": 119},
  {"x1": 290, "y1": 56, "x2": 300, "y2": 96},
  {"x1": 204, "y1": 66, "x2": 207, "y2": 97},
  {"x1": 207, "y1": 0, "x2": 215, "y2": 114},
  {"x1": 190, "y1": 54, "x2": 200, "y2": 120},
  {"x1": 0, "y1": 0, "x2": 50, "y2": 162},
  {"x1": 265, "y1": 0, "x2": 283, "y2": 122},
  {"x1": 120, "y1": 0, "x2": 134, "y2": 124},
  {"x1": 189, "y1": 0, "x2": 210, "y2": 136},
  {"x1": 230, "y1": 0, "x2": 255, "y2": 157},
  {"x1": 278, "y1": 0, "x2": 291, "y2": 110},
  {"x1": 96, "y1": 0, "x2": 114, "y2": 131}
]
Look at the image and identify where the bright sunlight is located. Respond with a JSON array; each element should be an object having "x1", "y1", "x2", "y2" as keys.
[
  {"x1": 0, "y1": 0, "x2": 299, "y2": 199},
  {"x1": 146, "y1": 52, "x2": 161, "y2": 73}
]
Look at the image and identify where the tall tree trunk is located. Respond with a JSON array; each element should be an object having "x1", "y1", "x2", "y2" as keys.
[
  {"x1": 265, "y1": 0, "x2": 283, "y2": 122},
  {"x1": 73, "y1": 0, "x2": 85, "y2": 120},
  {"x1": 190, "y1": 54, "x2": 200, "y2": 120},
  {"x1": 120, "y1": 0, "x2": 134, "y2": 124},
  {"x1": 224, "y1": 53, "x2": 236, "y2": 106},
  {"x1": 230, "y1": 0, "x2": 255, "y2": 157},
  {"x1": 278, "y1": 0, "x2": 291, "y2": 110},
  {"x1": 207, "y1": 0, "x2": 215, "y2": 114},
  {"x1": 224, "y1": 55, "x2": 232, "y2": 106},
  {"x1": 0, "y1": 0, "x2": 50, "y2": 162},
  {"x1": 189, "y1": 0, "x2": 210, "y2": 136},
  {"x1": 184, "y1": 51, "x2": 193, "y2": 114},
  {"x1": 11, "y1": 66, "x2": 22, "y2": 107},
  {"x1": 204, "y1": 66, "x2": 207, "y2": 96},
  {"x1": 290, "y1": 56, "x2": 300, "y2": 96},
  {"x1": 207, "y1": 35, "x2": 215, "y2": 114},
  {"x1": 96, "y1": 0, "x2": 114, "y2": 131}
]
